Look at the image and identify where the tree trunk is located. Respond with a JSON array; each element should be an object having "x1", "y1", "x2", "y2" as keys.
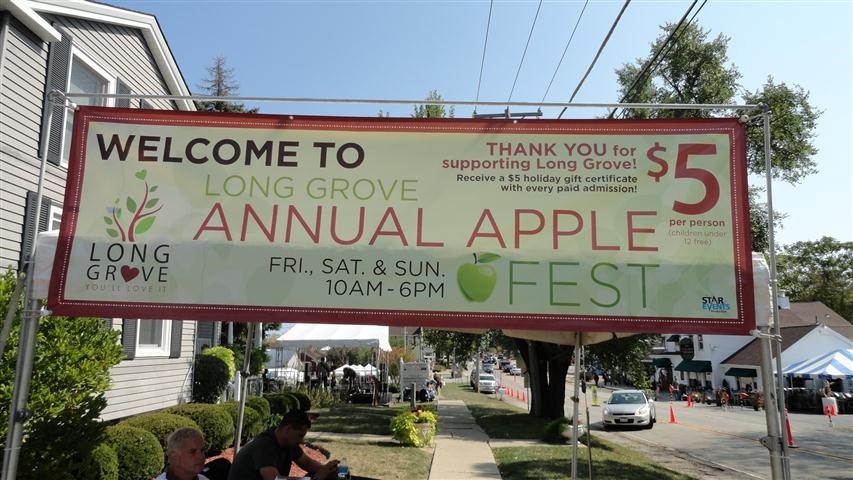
[{"x1": 514, "y1": 339, "x2": 574, "y2": 419}]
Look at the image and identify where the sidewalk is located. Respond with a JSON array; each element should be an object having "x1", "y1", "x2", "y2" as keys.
[{"x1": 428, "y1": 398, "x2": 502, "y2": 479}]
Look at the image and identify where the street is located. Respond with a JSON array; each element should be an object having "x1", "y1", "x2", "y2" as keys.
[{"x1": 494, "y1": 371, "x2": 853, "y2": 480}]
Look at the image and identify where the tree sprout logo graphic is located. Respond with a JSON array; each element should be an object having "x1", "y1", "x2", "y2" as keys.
[
  {"x1": 103, "y1": 169, "x2": 163, "y2": 242},
  {"x1": 457, "y1": 252, "x2": 499, "y2": 302}
]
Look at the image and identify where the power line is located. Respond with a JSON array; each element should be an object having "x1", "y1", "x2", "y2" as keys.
[
  {"x1": 609, "y1": 0, "x2": 708, "y2": 119},
  {"x1": 558, "y1": 0, "x2": 632, "y2": 119},
  {"x1": 473, "y1": 0, "x2": 494, "y2": 115},
  {"x1": 540, "y1": 0, "x2": 590, "y2": 106},
  {"x1": 507, "y1": 0, "x2": 543, "y2": 103}
]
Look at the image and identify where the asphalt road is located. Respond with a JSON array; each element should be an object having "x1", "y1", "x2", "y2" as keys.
[{"x1": 493, "y1": 371, "x2": 853, "y2": 480}]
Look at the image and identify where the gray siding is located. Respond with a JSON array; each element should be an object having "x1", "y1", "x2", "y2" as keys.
[
  {"x1": 0, "y1": 11, "x2": 197, "y2": 421},
  {"x1": 101, "y1": 320, "x2": 196, "y2": 421}
]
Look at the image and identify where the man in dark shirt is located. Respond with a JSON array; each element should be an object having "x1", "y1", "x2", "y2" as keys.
[{"x1": 228, "y1": 410, "x2": 339, "y2": 480}]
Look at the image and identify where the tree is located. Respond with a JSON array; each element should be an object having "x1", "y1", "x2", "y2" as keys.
[
  {"x1": 776, "y1": 237, "x2": 853, "y2": 322},
  {"x1": 607, "y1": 21, "x2": 822, "y2": 389},
  {"x1": 196, "y1": 55, "x2": 259, "y2": 113},
  {"x1": 512, "y1": 339, "x2": 573, "y2": 419},
  {"x1": 422, "y1": 329, "x2": 480, "y2": 365},
  {"x1": 615, "y1": 23, "x2": 821, "y2": 187},
  {"x1": 0, "y1": 271, "x2": 122, "y2": 478},
  {"x1": 413, "y1": 90, "x2": 454, "y2": 118}
]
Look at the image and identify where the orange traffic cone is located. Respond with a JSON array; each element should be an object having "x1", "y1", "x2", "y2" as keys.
[
  {"x1": 521, "y1": 390, "x2": 526, "y2": 402},
  {"x1": 516, "y1": 389, "x2": 521, "y2": 400},
  {"x1": 686, "y1": 394, "x2": 693, "y2": 408},
  {"x1": 669, "y1": 403, "x2": 677, "y2": 424},
  {"x1": 784, "y1": 408, "x2": 797, "y2": 448}
]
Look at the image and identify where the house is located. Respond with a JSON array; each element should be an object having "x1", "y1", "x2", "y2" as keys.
[
  {"x1": 649, "y1": 301, "x2": 853, "y2": 392},
  {"x1": 0, "y1": 0, "x2": 201, "y2": 420}
]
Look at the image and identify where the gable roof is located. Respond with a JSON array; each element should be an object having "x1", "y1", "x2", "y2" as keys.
[
  {"x1": 781, "y1": 301, "x2": 853, "y2": 340},
  {"x1": 722, "y1": 325, "x2": 816, "y2": 367},
  {"x1": 4, "y1": 0, "x2": 192, "y2": 110}
]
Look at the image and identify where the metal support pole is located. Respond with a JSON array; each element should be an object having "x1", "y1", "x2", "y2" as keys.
[
  {"x1": 1, "y1": 300, "x2": 41, "y2": 480},
  {"x1": 234, "y1": 322, "x2": 255, "y2": 453},
  {"x1": 759, "y1": 331, "x2": 784, "y2": 479},
  {"x1": 761, "y1": 109, "x2": 791, "y2": 480},
  {"x1": 570, "y1": 332, "x2": 582, "y2": 480},
  {"x1": 2, "y1": 88, "x2": 58, "y2": 480}
]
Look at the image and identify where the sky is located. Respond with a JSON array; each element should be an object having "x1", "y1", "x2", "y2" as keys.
[{"x1": 110, "y1": 0, "x2": 852, "y2": 247}]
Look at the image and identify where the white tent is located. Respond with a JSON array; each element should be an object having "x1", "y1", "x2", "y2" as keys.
[
  {"x1": 276, "y1": 323, "x2": 392, "y2": 351},
  {"x1": 783, "y1": 349, "x2": 853, "y2": 378}
]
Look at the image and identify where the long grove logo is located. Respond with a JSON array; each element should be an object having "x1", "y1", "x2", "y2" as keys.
[{"x1": 84, "y1": 169, "x2": 171, "y2": 293}]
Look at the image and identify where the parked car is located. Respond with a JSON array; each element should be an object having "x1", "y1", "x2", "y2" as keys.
[
  {"x1": 509, "y1": 366, "x2": 522, "y2": 376},
  {"x1": 478, "y1": 374, "x2": 498, "y2": 393},
  {"x1": 482, "y1": 363, "x2": 494, "y2": 374},
  {"x1": 602, "y1": 389, "x2": 656, "y2": 430}
]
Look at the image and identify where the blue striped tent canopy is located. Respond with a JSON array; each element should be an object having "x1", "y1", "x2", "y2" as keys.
[{"x1": 782, "y1": 348, "x2": 853, "y2": 378}]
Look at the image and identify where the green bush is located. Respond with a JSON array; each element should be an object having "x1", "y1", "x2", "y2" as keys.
[
  {"x1": 304, "y1": 388, "x2": 339, "y2": 409},
  {"x1": 72, "y1": 442, "x2": 118, "y2": 480},
  {"x1": 246, "y1": 395, "x2": 271, "y2": 419},
  {"x1": 120, "y1": 412, "x2": 200, "y2": 451},
  {"x1": 166, "y1": 403, "x2": 234, "y2": 454},
  {"x1": 289, "y1": 389, "x2": 312, "y2": 411},
  {"x1": 264, "y1": 393, "x2": 297, "y2": 415},
  {"x1": 0, "y1": 271, "x2": 123, "y2": 479},
  {"x1": 202, "y1": 346, "x2": 236, "y2": 379},
  {"x1": 390, "y1": 409, "x2": 437, "y2": 447},
  {"x1": 229, "y1": 344, "x2": 269, "y2": 376},
  {"x1": 541, "y1": 417, "x2": 571, "y2": 444},
  {"x1": 193, "y1": 354, "x2": 231, "y2": 403},
  {"x1": 221, "y1": 401, "x2": 263, "y2": 442},
  {"x1": 104, "y1": 425, "x2": 163, "y2": 480}
]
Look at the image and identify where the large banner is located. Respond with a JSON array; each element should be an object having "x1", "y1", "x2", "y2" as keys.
[{"x1": 49, "y1": 107, "x2": 754, "y2": 333}]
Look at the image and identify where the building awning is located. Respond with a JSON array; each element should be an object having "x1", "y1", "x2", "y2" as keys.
[
  {"x1": 653, "y1": 358, "x2": 672, "y2": 368},
  {"x1": 725, "y1": 367, "x2": 758, "y2": 378},
  {"x1": 674, "y1": 360, "x2": 712, "y2": 373},
  {"x1": 666, "y1": 335, "x2": 680, "y2": 342}
]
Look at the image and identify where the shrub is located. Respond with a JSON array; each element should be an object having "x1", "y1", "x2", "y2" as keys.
[
  {"x1": 390, "y1": 409, "x2": 437, "y2": 447},
  {"x1": 72, "y1": 442, "x2": 118, "y2": 480},
  {"x1": 202, "y1": 346, "x2": 236, "y2": 379},
  {"x1": 264, "y1": 393, "x2": 297, "y2": 415},
  {"x1": 0, "y1": 271, "x2": 123, "y2": 479},
  {"x1": 229, "y1": 344, "x2": 269, "y2": 376},
  {"x1": 221, "y1": 401, "x2": 263, "y2": 442},
  {"x1": 166, "y1": 403, "x2": 234, "y2": 454},
  {"x1": 246, "y1": 395, "x2": 271, "y2": 419},
  {"x1": 104, "y1": 425, "x2": 163, "y2": 480},
  {"x1": 289, "y1": 389, "x2": 312, "y2": 411},
  {"x1": 120, "y1": 412, "x2": 200, "y2": 451},
  {"x1": 193, "y1": 354, "x2": 231, "y2": 403},
  {"x1": 541, "y1": 417, "x2": 571, "y2": 444},
  {"x1": 305, "y1": 388, "x2": 339, "y2": 409}
]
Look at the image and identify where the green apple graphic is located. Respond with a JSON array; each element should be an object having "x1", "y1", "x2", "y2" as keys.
[{"x1": 457, "y1": 253, "x2": 500, "y2": 302}]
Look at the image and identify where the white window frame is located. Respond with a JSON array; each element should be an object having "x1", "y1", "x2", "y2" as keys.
[
  {"x1": 47, "y1": 204, "x2": 63, "y2": 231},
  {"x1": 60, "y1": 47, "x2": 116, "y2": 167},
  {"x1": 135, "y1": 319, "x2": 172, "y2": 357}
]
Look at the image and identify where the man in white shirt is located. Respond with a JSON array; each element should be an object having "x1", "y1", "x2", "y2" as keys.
[{"x1": 156, "y1": 427, "x2": 210, "y2": 480}]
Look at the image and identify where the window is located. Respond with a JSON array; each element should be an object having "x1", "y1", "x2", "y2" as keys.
[
  {"x1": 61, "y1": 48, "x2": 114, "y2": 165},
  {"x1": 698, "y1": 335, "x2": 704, "y2": 350},
  {"x1": 135, "y1": 319, "x2": 172, "y2": 357},
  {"x1": 48, "y1": 205, "x2": 63, "y2": 231}
]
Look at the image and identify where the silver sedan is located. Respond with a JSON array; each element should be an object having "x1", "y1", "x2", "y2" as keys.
[{"x1": 602, "y1": 389, "x2": 656, "y2": 429}]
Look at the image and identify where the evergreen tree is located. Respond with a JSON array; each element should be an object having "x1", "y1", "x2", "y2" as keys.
[{"x1": 196, "y1": 55, "x2": 259, "y2": 113}]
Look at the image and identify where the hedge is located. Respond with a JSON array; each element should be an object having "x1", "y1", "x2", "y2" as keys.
[
  {"x1": 221, "y1": 401, "x2": 263, "y2": 442},
  {"x1": 73, "y1": 443, "x2": 118, "y2": 480},
  {"x1": 165, "y1": 403, "x2": 234, "y2": 454},
  {"x1": 104, "y1": 425, "x2": 163, "y2": 480},
  {"x1": 193, "y1": 354, "x2": 231, "y2": 404},
  {"x1": 246, "y1": 395, "x2": 271, "y2": 419},
  {"x1": 119, "y1": 412, "x2": 200, "y2": 451},
  {"x1": 264, "y1": 393, "x2": 298, "y2": 415}
]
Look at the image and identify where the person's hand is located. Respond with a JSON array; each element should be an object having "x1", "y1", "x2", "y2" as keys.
[{"x1": 311, "y1": 459, "x2": 340, "y2": 480}]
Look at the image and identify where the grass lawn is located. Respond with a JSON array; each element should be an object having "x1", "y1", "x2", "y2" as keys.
[
  {"x1": 441, "y1": 382, "x2": 551, "y2": 439},
  {"x1": 315, "y1": 438, "x2": 433, "y2": 480},
  {"x1": 312, "y1": 402, "x2": 437, "y2": 435},
  {"x1": 493, "y1": 442, "x2": 694, "y2": 480},
  {"x1": 442, "y1": 384, "x2": 695, "y2": 480}
]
